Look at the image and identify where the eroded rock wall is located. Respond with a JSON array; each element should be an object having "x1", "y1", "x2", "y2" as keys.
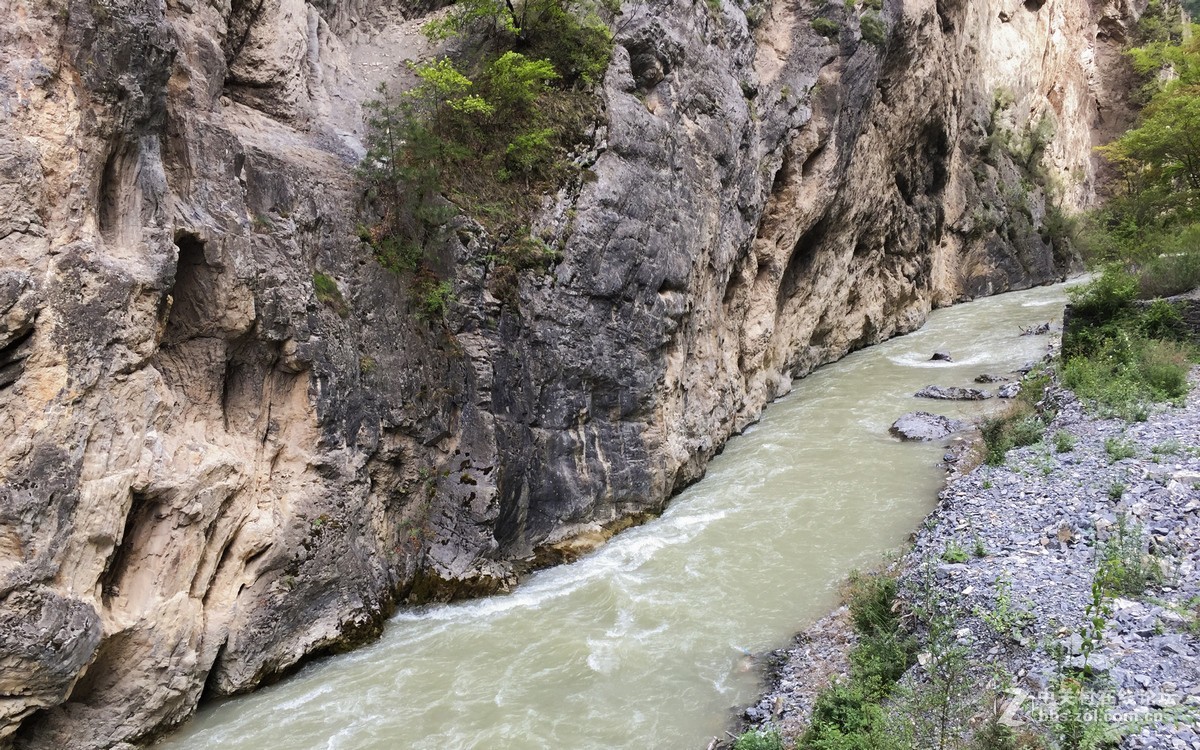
[{"x1": 0, "y1": 0, "x2": 1138, "y2": 745}]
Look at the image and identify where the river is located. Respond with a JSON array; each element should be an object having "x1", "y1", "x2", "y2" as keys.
[{"x1": 158, "y1": 282, "x2": 1072, "y2": 750}]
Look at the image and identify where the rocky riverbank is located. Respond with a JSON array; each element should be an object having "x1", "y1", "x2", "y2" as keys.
[{"x1": 733, "y1": 368, "x2": 1200, "y2": 748}]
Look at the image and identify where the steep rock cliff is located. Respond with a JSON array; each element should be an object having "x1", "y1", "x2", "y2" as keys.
[{"x1": 0, "y1": 0, "x2": 1138, "y2": 745}]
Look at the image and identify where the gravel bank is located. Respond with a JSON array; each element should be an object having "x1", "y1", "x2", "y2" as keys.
[{"x1": 736, "y1": 369, "x2": 1200, "y2": 748}]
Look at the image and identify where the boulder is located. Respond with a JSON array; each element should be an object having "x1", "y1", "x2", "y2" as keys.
[
  {"x1": 915, "y1": 385, "x2": 992, "y2": 400},
  {"x1": 974, "y1": 373, "x2": 1007, "y2": 383},
  {"x1": 930, "y1": 350, "x2": 953, "y2": 362},
  {"x1": 890, "y1": 412, "x2": 969, "y2": 441},
  {"x1": 997, "y1": 383, "x2": 1022, "y2": 399}
]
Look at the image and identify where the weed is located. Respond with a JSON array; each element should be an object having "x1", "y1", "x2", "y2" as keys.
[
  {"x1": 313, "y1": 272, "x2": 349, "y2": 317},
  {"x1": 1096, "y1": 516, "x2": 1163, "y2": 597},
  {"x1": 942, "y1": 541, "x2": 969, "y2": 564},
  {"x1": 1103, "y1": 437, "x2": 1136, "y2": 463},
  {"x1": 417, "y1": 279, "x2": 455, "y2": 321},
  {"x1": 973, "y1": 536, "x2": 988, "y2": 558},
  {"x1": 976, "y1": 577, "x2": 1035, "y2": 643},
  {"x1": 811, "y1": 17, "x2": 840, "y2": 37},
  {"x1": 733, "y1": 729, "x2": 783, "y2": 750},
  {"x1": 1053, "y1": 430, "x2": 1078, "y2": 453},
  {"x1": 1107, "y1": 482, "x2": 1126, "y2": 501},
  {"x1": 981, "y1": 410, "x2": 1044, "y2": 466},
  {"x1": 1151, "y1": 438, "x2": 1182, "y2": 456}
]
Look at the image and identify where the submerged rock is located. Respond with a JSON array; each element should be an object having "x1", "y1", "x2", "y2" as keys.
[
  {"x1": 915, "y1": 385, "x2": 993, "y2": 401},
  {"x1": 975, "y1": 373, "x2": 1008, "y2": 383},
  {"x1": 890, "y1": 412, "x2": 969, "y2": 441},
  {"x1": 1021, "y1": 322, "x2": 1052, "y2": 336}
]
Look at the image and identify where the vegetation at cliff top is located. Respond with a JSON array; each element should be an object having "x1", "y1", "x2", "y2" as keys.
[
  {"x1": 1062, "y1": 23, "x2": 1200, "y2": 420},
  {"x1": 357, "y1": 0, "x2": 616, "y2": 310},
  {"x1": 1081, "y1": 23, "x2": 1200, "y2": 273}
]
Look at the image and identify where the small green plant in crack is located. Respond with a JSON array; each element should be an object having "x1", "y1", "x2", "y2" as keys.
[
  {"x1": 811, "y1": 16, "x2": 840, "y2": 37},
  {"x1": 1103, "y1": 437, "x2": 1136, "y2": 463},
  {"x1": 976, "y1": 576, "x2": 1035, "y2": 643},
  {"x1": 313, "y1": 272, "x2": 349, "y2": 317},
  {"x1": 1152, "y1": 438, "x2": 1182, "y2": 456},
  {"x1": 1054, "y1": 430, "x2": 1078, "y2": 453},
  {"x1": 417, "y1": 279, "x2": 455, "y2": 321},
  {"x1": 1096, "y1": 515, "x2": 1163, "y2": 598},
  {"x1": 942, "y1": 540, "x2": 969, "y2": 564},
  {"x1": 1107, "y1": 482, "x2": 1126, "y2": 501}
]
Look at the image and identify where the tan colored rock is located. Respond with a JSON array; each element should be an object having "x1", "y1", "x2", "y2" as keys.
[{"x1": 0, "y1": 0, "x2": 1143, "y2": 746}]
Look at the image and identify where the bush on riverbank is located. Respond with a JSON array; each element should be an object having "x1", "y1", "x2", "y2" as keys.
[
  {"x1": 791, "y1": 571, "x2": 917, "y2": 750},
  {"x1": 1061, "y1": 265, "x2": 1194, "y2": 419},
  {"x1": 1066, "y1": 27, "x2": 1200, "y2": 407},
  {"x1": 979, "y1": 367, "x2": 1053, "y2": 465}
]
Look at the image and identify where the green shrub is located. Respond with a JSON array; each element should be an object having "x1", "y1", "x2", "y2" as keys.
[
  {"x1": 1063, "y1": 337, "x2": 1191, "y2": 418},
  {"x1": 1139, "y1": 339, "x2": 1192, "y2": 397},
  {"x1": 1138, "y1": 299, "x2": 1187, "y2": 339},
  {"x1": 802, "y1": 681, "x2": 891, "y2": 750},
  {"x1": 981, "y1": 408, "x2": 1044, "y2": 465},
  {"x1": 359, "y1": 0, "x2": 611, "y2": 298},
  {"x1": 941, "y1": 541, "x2": 969, "y2": 563},
  {"x1": 734, "y1": 729, "x2": 784, "y2": 750},
  {"x1": 1096, "y1": 516, "x2": 1163, "y2": 597},
  {"x1": 1104, "y1": 437, "x2": 1137, "y2": 462},
  {"x1": 1053, "y1": 430, "x2": 1078, "y2": 453},
  {"x1": 313, "y1": 272, "x2": 349, "y2": 317},
  {"x1": 812, "y1": 17, "x2": 840, "y2": 37},
  {"x1": 859, "y1": 13, "x2": 886, "y2": 45},
  {"x1": 1137, "y1": 248, "x2": 1200, "y2": 298}
]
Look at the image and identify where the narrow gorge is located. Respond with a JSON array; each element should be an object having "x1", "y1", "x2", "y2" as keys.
[{"x1": 0, "y1": 0, "x2": 1144, "y2": 746}]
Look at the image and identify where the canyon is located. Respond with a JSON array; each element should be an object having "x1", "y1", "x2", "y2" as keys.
[{"x1": 0, "y1": 0, "x2": 1140, "y2": 745}]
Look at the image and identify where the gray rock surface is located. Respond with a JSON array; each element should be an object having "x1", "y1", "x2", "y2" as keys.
[
  {"x1": 742, "y1": 368, "x2": 1200, "y2": 749},
  {"x1": 998, "y1": 382, "x2": 1023, "y2": 398},
  {"x1": 916, "y1": 385, "x2": 994, "y2": 400},
  {"x1": 0, "y1": 0, "x2": 1140, "y2": 745},
  {"x1": 890, "y1": 411, "x2": 969, "y2": 441}
]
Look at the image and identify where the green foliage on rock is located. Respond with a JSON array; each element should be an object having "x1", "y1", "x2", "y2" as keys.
[
  {"x1": 859, "y1": 12, "x2": 886, "y2": 46},
  {"x1": 359, "y1": 0, "x2": 615, "y2": 310},
  {"x1": 812, "y1": 17, "x2": 840, "y2": 37},
  {"x1": 313, "y1": 271, "x2": 349, "y2": 317},
  {"x1": 1082, "y1": 28, "x2": 1200, "y2": 282},
  {"x1": 1061, "y1": 264, "x2": 1194, "y2": 419}
]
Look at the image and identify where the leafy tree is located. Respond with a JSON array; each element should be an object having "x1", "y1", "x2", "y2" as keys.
[
  {"x1": 485, "y1": 52, "x2": 559, "y2": 114},
  {"x1": 1095, "y1": 28, "x2": 1200, "y2": 236}
]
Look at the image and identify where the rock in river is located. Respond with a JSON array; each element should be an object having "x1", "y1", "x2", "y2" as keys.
[
  {"x1": 915, "y1": 385, "x2": 993, "y2": 401},
  {"x1": 890, "y1": 412, "x2": 969, "y2": 441}
]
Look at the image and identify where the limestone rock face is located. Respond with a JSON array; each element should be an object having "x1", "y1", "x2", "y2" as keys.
[{"x1": 0, "y1": 0, "x2": 1139, "y2": 745}]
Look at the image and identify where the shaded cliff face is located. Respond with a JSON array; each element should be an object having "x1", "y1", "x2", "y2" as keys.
[{"x1": 0, "y1": 0, "x2": 1136, "y2": 745}]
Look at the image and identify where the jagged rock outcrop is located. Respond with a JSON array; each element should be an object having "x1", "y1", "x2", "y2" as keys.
[{"x1": 0, "y1": 0, "x2": 1142, "y2": 745}]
